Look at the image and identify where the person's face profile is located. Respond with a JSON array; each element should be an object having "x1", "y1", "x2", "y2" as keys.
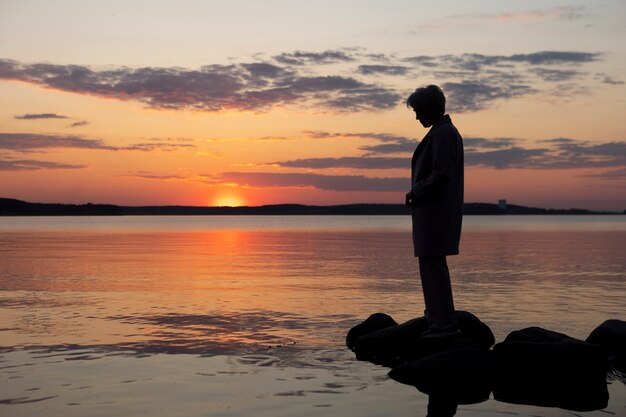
[{"x1": 413, "y1": 106, "x2": 434, "y2": 128}]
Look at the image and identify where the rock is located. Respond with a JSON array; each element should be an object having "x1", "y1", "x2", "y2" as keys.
[
  {"x1": 503, "y1": 326, "x2": 574, "y2": 343},
  {"x1": 345, "y1": 313, "x2": 397, "y2": 350},
  {"x1": 493, "y1": 328, "x2": 608, "y2": 392},
  {"x1": 492, "y1": 326, "x2": 610, "y2": 411},
  {"x1": 349, "y1": 320, "x2": 613, "y2": 414},
  {"x1": 353, "y1": 316, "x2": 428, "y2": 366},
  {"x1": 586, "y1": 319, "x2": 626, "y2": 372},
  {"x1": 493, "y1": 338, "x2": 608, "y2": 384},
  {"x1": 456, "y1": 310, "x2": 495, "y2": 348},
  {"x1": 349, "y1": 311, "x2": 494, "y2": 367}
]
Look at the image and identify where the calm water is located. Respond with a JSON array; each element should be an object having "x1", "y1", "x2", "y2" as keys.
[{"x1": 1, "y1": 215, "x2": 625, "y2": 416}]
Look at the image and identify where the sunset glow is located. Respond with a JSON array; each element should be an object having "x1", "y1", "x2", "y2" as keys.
[
  {"x1": 212, "y1": 194, "x2": 246, "y2": 208},
  {"x1": 0, "y1": 1, "x2": 625, "y2": 210}
]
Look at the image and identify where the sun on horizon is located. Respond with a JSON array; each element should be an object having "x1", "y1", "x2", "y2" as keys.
[{"x1": 212, "y1": 194, "x2": 246, "y2": 208}]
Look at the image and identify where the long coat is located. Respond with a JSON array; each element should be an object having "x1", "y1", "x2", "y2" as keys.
[{"x1": 410, "y1": 115, "x2": 464, "y2": 257}]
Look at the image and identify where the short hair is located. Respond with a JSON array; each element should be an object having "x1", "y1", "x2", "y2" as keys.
[{"x1": 406, "y1": 85, "x2": 446, "y2": 115}]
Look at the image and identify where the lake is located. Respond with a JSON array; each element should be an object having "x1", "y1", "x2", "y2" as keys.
[{"x1": 1, "y1": 215, "x2": 625, "y2": 416}]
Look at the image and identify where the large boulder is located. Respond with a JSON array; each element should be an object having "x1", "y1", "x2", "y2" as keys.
[
  {"x1": 352, "y1": 316, "x2": 428, "y2": 366},
  {"x1": 345, "y1": 313, "x2": 397, "y2": 350},
  {"x1": 493, "y1": 339, "x2": 608, "y2": 386},
  {"x1": 503, "y1": 326, "x2": 574, "y2": 343},
  {"x1": 348, "y1": 311, "x2": 494, "y2": 367},
  {"x1": 493, "y1": 327, "x2": 609, "y2": 411},
  {"x1": 586, "y1": 319, "x2": 626, "y2": 372}
]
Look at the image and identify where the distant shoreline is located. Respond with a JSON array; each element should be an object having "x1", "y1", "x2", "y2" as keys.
[{"x1": 1, "y1": 197, "x2": 623, "y2": 216}]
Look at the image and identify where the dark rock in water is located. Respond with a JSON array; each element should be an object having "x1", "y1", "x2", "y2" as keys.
[
  {"x1": 586, "y1": 319, "x2": 626, "y2": 347},
  {"x1": 493, "y1": 338, "x2": 608, "y2": 392},
  {"x1": 350, "y1": 311, "x2": 494, "y2": 367},
  {"x1": 503, "y1": 326, "x2": 574, "y2": 343},
  {"x1": 493, "y1": 327, "x2": 610, "y2": 411},
  {"x1": 493, "y1": 338, "x2": 608, "y2": 382},
  {"x1": 456, "y1": 310, "x2": 495, "y2": 348},
  {"x1": 348, "y1": 319, "x2": 613, "y2": 414},
  {"x1": 388, "y1": 347, "x2": 493, "y2": 404},
  {"x1": 353, "y1": 316, "x2": 428, "y2": 366},
  {"x1": 586, "y1": 319, "x2": 626, "y2": 372},
  {"x1": 345, "y1": 313, "x2": 397, "y2": 350}
]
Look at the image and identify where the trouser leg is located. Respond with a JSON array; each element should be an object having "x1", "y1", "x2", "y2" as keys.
[{"x1": 418, "y1": 255, "x2": 458, "y2": 331}]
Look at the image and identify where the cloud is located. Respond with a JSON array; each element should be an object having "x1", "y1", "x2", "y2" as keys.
[
  {"x1": 0, "y1": 58, "x2": 399, "y2": 112},
  {"x1": 404, "y1": 51, "x2": 599, "y2": 70},
  {"x1": 402, "y1": 55, "x2": 439, "y2": 67},
  {"x1": 506, "y1": 51, "x2": 598, "y2": 65},
  {"x1": 240, "y1": 62, "x2": 292, "y2": 79},
  {"x1": 296, "y1": 130, "x2": 626, "y2": 171},
  {"x1": 0, "y1": 48, "x2": 602, "y2": 115},
  {"x1": 219, "y1": 172, "x2": 406, "y2": 192},
  {"x1": 360, "y1": 141, "x2": 414, "y2": 155},
  {"x1": 450, "y1": 6, "x2": 587, "y2": 23},
  {"x1": 463, "y1": 137, "x2": 519, "y2": 149},
  {"x1": 0, "y1": 158, "x2": 86, "y2": 170},
  {"x1": 14, "y1": 113, "x2": 68, "y2": 120},
  {"x1": 122, "y1": 142, "x2": 197, "y2": 152},
  {"x1": 467, "y1": 138, "x2": 626, "y2": 169},
  {"x1": 68, "y1": 120, "x2": 90, "y2": 128},
  {"x1": 442, "y1": 80, "x2": 535, "y2": 112},
  {"x1": 300, "y1": 130, "x2": 415, "y2": 155},
  {"x1": 580, "y1": 168, "x2": 626, "y2": 180},
  {"x1": 271, "y1": 156, "x2": 406, "y2": 170},
  {"x1": 273, "y1": 50, "x2": 355, "y2": 65},
  {"x1": 600, "y1": 75, "x2": 624, "y2": 85},
  {"x1": 466, "y1": 147, "x2": 550, "y2": 169},
  {"x1": 0, "y1": 132, "x2": 196, "y2": 152},
  {"x1": 304, "y1": 130, "x2": 412, "y2": 143},
  {"x1": 489, "y1": 6, "x2": 587, "y2": 22},
  {"x1": 402, "y1": 51, "x2": 599, "y2": 112},
  {"x1": 264, "y1": 137, "x2": 626, "y2": 172},
  {"x1": 119, "y1": 171, "x2": 187, "y2": 181},
  {"x1": 530, "y1": 68, "x2": 581, "y2": 82},
  {"x1": 357, "y1": 65, "x2": 410, "y2": 76},
  {"x1": 0, "y1": 132, "x2": 114, "y2": 151}
]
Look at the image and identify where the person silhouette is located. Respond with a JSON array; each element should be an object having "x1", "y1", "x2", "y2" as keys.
[{"x1": 405, "y1": 85, "x2": 464, "y2": 338}]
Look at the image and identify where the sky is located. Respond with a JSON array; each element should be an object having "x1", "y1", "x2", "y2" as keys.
[{"x1": 1, "y1": 0, "x2": 625, "y2": 210}]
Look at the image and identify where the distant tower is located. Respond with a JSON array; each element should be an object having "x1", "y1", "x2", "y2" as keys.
[{"x1": 498, "y1": 199, "x2": 507, "y2": 211}]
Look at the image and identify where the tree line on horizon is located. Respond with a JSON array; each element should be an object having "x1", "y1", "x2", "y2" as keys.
[{"x1": 0, "y1": 197, "x2": 619, "y2": 216}]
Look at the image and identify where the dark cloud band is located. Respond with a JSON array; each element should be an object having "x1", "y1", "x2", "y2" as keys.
[
  {"x1": 0, "y1": 133, "x2": 114, "y2": 151},
  {"x1": 271, "y1": 156, "x2": 406, "y2": 169},
  {"x1": 14, "y1": 113, "x2": 68, "y2": 120},
  {"x1": 0, "y1": 57, "x2": 400, "y2": 113},
  {"x1": 295, "y1": 130, "x2": 626, "y2": 171},
  {"x1": 0, "y1": 48, "x2": 604, "y2": 114},
  {"x1": 0, "y1": 158, "x2": 85, "y2": 171},
  {"x1": 220, "y1": 172, "x2": 406, "y2": 192},
  {"x1": 0, "y1": 132, "x2": 196, "y2": 152}
]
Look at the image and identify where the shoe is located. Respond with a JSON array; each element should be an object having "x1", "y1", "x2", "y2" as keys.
[{"x1": 420, "y1": 328, "x2": 461, "y2": 339}]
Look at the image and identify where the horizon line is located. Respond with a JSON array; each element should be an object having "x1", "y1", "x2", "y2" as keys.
[{"x1": 1, "y1": 197, "x2": 623, "y2": 213}]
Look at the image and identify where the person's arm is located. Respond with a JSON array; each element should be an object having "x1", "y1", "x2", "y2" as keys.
[{"x1": 410, "y1": 128, "x2": 456, "y2": 201}]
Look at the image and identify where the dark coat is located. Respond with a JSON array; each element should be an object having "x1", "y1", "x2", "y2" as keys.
[{"x1": 410, "y1": 115, "x2": 464, "y2": 257}]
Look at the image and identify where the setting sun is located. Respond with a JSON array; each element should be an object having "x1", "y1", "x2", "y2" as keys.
[{"x1": 212, "y1": 194, "x2": 245, "y2": 207}]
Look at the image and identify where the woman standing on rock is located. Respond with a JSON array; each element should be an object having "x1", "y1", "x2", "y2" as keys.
[{"x1": 405, "y1": 85, "x2": 464, "y2": 338}]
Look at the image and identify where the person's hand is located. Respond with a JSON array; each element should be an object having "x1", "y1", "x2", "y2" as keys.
[{"x1": 405, "y1": 191, "x2": 414, "y2": 208}]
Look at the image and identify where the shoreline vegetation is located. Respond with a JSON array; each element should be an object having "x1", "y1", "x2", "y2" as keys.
[{"x1": 1, "y1": 197, "x2": 623, "y2": 216}]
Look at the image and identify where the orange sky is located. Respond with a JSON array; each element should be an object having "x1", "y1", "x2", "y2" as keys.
[{"x1": 1, "y1": 1, "x2": 625, "y2": 210}]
